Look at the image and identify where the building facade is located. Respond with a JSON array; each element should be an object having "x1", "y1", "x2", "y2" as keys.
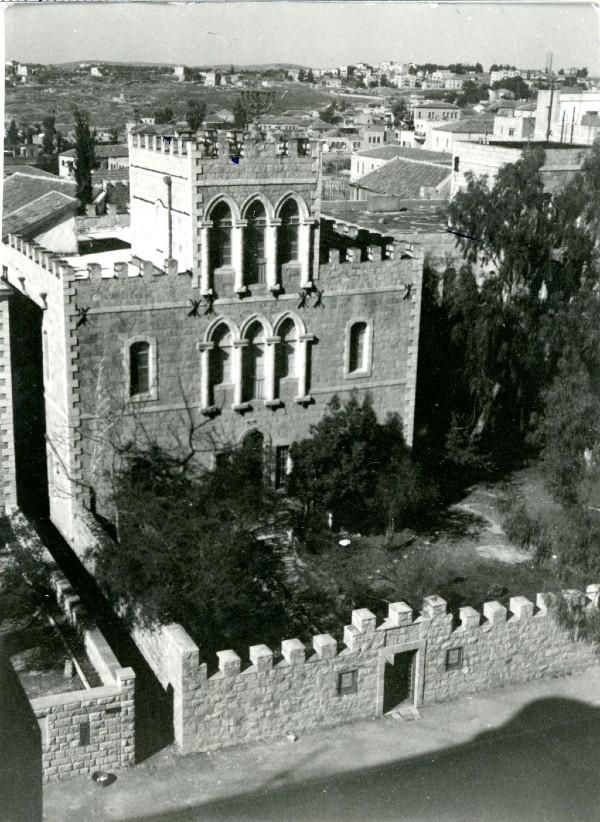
[{"x1": 1, "y1": 129, "x2": 424, "y2": 541}]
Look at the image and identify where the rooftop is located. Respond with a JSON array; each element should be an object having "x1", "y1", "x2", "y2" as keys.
[
  {"x1": 3, "y1": 191, "x2": 78, "y2": 238},
  {"x1": 355, "y1": 145, "x2": 452, "y2": 164},
  {"x1": 3, "y1": 172, "x2": 78, "y2": 218},
  {"x1": 353, "y1": 156, "x2": 452, "y2": 198},
  {"x1": 413, "y1": 101, "x2": 460, "y2": 110},
  {"x1": 60, "y1": 143, "x2": 129, "y2": 158},
  {"x1": 321, "y1": 199, "x2": 449, "y2": 238},
  {"x1": 433, "y1": 117, "x2": 495, "y2": 134},
  {"x1": 3, "y1": 164, "x2": 58, "y2": 180}
]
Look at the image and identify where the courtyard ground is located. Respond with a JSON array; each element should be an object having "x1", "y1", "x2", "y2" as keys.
[{"x1": 294, "y1": 466, "x2": 564, "y2": 641}]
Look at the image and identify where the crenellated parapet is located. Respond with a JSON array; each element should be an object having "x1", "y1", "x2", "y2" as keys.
[
  {"x1": 4, "y1": 233, "x2": 77, "y2": 281},
  {"x1": 129, "y1": 128, "x2": 320, "y2": 163}
]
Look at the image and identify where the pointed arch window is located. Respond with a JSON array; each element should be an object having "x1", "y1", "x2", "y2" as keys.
[
  {"x1": 243, "y1": 201, "x2": 267, "y2": 285},
  {"x1": 208, "y1": 324, "x2": 232, "y2": 404},
  {"x1": 277, "y1": 199, "x2": 300, "y2": 272},
  {"x1": 242, "y1": 322, "x2": 265, "y2": 401},
  {"x1": 209, "y1": 201, "x2": 232, "y2": 274},
  {"x1": 275, "y1": 318, "x2": 297, "y2": 397}
]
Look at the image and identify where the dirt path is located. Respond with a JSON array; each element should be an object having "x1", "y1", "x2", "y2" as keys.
[{"x1": 450, "y1": 484, "x2": 532, "y2": 564}]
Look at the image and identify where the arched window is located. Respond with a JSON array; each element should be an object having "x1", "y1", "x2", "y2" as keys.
[
  {"x1": 209, "y1": 201, "x2": 232, "y2": 275},
  {"x1": 130, "y1": 341, "x2": 150, "y2": 396},
  {"x1": 242, "y1": 322, "x2": 265, "y2": 402},
  {"x1": 348, "y1": 322, "x2": 368, "y2": 374},
  {"x1": 208, "y1": 324, "x2": 232, "y2": 404},
  {"x1": 277, "y1": 199, "x2": 300, "y2": 272},
  {"x1": 275, "y1": 318, "x2": 297, "y2": 397},
  {"x1": 243, "y1": 201, "x2": 267, "y2": 285}
]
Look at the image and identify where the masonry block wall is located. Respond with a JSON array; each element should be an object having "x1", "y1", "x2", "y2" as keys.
[
  {"x1": 8, "y1": 513, "x2": 135, "y2": 782},
  {"x1": 0, "y1": 287, "x2": 17, "y2": 512},
  {"x1": 70, "y1": 249, "x2": 422, "y2": 517},
  {"x1": 2, "y1": 238, "x2": 83, "y2": 540},
  {"x1": 66, "y1": 515, "x2": 600, "y2": 755},
  {"x1": 170, "y1": 589, "x2": 600, "y2": 753}
]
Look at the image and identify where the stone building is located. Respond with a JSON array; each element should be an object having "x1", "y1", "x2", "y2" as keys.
[{"x1": 1, "y1": 127, "x2": 425, "y2": 542}]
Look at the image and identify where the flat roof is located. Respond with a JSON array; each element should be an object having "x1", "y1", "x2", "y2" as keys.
[{"x1": 321, "y1": 199, "x2": 449, "y2": 237}]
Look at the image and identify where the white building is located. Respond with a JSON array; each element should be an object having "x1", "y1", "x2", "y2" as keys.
[{"x1": 534, "y1": 88, "x2": 600, "y2": 144}]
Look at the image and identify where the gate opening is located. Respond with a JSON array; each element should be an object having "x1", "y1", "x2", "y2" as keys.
[{"x1": 383, "y1": 649, "x2": 417, "y2": 714}]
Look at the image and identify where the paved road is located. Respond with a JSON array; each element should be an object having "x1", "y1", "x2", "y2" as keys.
[
  {"x1": 115, "y1": 699, "x2": 600, "y2": 822},
  {"x1": 43, "y1": 673, "x2": 600, "y2": 822}
]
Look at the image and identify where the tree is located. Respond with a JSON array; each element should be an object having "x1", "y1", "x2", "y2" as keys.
[
  {"x1": 391, "y1": 98, "x2": 408, "y2": 125},
  {"x1": 41, "y1": 113, "x2": 57, "y2": 154},
  {"x1": 491, "y1": 75, "x2": 532, "y2": 100},
  {"x1": 6, "y1": 119, "x2": 19, "y2": 148},
  {"x1": 444, "y1": 139, "x2": 600, "y2": 464},
  {"x1": 298, "y1": 68, "x2": 306, "y2": 82},
  {"x1": 89, "y1": 436, "x2": 295, "y2": 657},
  {"x1": 73, "y1": 108, "x2": 96, "y2": 208},
  {"x1": 233, "y1": 96, "x2": 247, "y2": 129},
  {"x1": 154, "y1": 106, "x2": 174, "y2": 124},
  {"x1": 186, "y1": 99, "x2": 206, "y2": 131},
  {"x1": 239, "y1": 89, "x2": 276, "y2": 122},
  {"x1": 288, "y1": 393, "x2": 431, "y2": 534},
  {"x1": 307, "y1": 69, "x2": 315, "y2": 83}
]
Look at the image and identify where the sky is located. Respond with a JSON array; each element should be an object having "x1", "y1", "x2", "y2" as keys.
[{"x1": 3, "y1": 2, "x2": 600, "y2": 74}]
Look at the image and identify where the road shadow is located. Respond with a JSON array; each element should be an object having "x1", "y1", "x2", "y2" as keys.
[
  {"x1": 33, "y1": 518, "x2": 174, "y2": 762},
  {"x1": 120, "y1": 696, "x2": 600, "y2": 822}
]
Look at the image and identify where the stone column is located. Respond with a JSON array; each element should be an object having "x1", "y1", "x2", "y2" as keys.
[
  {"x1": 197, "y1": 342, "x2": 212, "y2": 408},
  {"x1": 265, "y1": 219, "x2": 281, "y2": 289},
  {"x1": 264, "y1": 338, "x2": 277, "y2": 401},
  {"x1": 232, "y1": 220, "x2": 247, "y2": 293},
  {"x1": 298, "y1": 219, "x2": 313, "y2": 286},
  {"x1": 198, "y1": 221, "x2": 211, "y2": 293},
  {"x1": 232, "y1": 340, "x2": 247, "y2": 406}
]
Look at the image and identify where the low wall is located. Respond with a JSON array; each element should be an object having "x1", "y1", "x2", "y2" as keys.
[
  {"x1": 8, "y1": 513, "x2": 136, "y2": 781},
  {"x1": 76, "y1": 213, "x2": 130, "y2": 232},
  {"x1": 69, "y1": 508, "x2": 600, "y2": 755}
]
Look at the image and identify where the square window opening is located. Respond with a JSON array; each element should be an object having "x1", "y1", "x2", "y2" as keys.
[
  {"x1": 445, "y1": 647, "x2": 463, "y2": 671},
  {"x1": 337, "y1": 669, "x2": 358, "y2": 695}
]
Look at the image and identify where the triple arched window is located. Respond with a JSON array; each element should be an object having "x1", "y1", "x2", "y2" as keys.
[
  {"x1": 203, "y1": 195, "x2": 310, "y2": 294},
  {"x1": 242, "y1": 322, "x2": 266, "y2": 401},
  {"x1": 243, "y1": 201, "x2": 267, "y2": 286},
  {"x1": 199, "y1": 315, "x2": 312, "y2": 412},
  {"x1": 208, "y1": 201, "x2": 232, "y2": 274},
  {"x1": 277, "y1": 198, "x2": 300, "y2": 273}
]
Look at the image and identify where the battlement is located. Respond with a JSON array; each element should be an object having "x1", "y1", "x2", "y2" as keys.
[
  {"x1": 4, "y1": 234, "x2": 76, "y2": 280},
  {"x1": 129, "y1": 129, "x2": 321, "y2": 163},
  {"x1": 205, "y1": 586, "x2": 600, "y2": 678}
]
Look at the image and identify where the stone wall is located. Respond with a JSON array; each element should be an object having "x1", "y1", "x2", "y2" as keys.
[
  {"x1": 76, "y1": 213, "x2": 130, "y2": 232},
  {"x1": 68, "y1": 510, "x2": 600, "y2": 755},
  {"x1": 2, "y1": 236, "x2": 83, "y2": 541},
  {"x1": 70, "y1": 250, "x2": 422, "y2": 516},
  {"x1": 9, "y1": 513, "x2": 136, "y2": 782}
]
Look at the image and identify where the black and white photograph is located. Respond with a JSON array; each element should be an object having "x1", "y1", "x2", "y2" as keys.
[{"x1": 2, "y1": 1, "x2": 600, "y2": 819}]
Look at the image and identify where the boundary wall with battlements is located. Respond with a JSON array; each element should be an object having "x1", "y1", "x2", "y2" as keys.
[
  {"x1": 70, "y1": 508, "x2": 600, "y2": 755},
  {"x1": 6, "y1": 513, "x2": 135, "y2": 781}
]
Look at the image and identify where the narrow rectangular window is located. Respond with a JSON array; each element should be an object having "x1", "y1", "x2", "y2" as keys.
[
  {"x1": 275, "y1": 445, "x2": 289, "y2": 490},
  {"x1": 130, "y1": 341, "x2": 150, "y2": 396},
  {"x1": 79, "y1": 720, "x2": 91, "y2": 746}
]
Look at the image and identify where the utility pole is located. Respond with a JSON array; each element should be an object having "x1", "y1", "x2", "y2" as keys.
[{"x1": 545, "y1": 52, "x2": 554, "y2": 143}]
